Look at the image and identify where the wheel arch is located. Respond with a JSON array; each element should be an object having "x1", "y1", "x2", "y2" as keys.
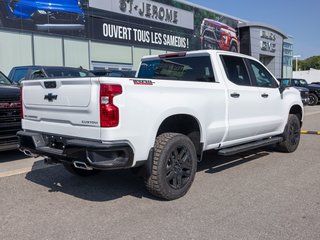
[
  {"x1": 156, "y1": 114, "x2": 203, "y2": 159},
  {"x1": 289, "y1": 104, "x2": 303, "y2": 126}
]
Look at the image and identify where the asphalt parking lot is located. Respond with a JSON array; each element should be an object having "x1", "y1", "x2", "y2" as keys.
[{"x1": 1, "y1": 106, "x2": 320, "y2": 240}]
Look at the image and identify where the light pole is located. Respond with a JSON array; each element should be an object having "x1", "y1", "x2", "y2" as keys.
[{"x1": 293, "y1": 55, "x2": 301, "y2": 71}]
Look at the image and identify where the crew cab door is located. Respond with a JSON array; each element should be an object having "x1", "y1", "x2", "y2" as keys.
[
  {"x1": 220, "y1": 54, "x2": 261, "y2": 143},
  {"x1": 246, "y1": 59, "x2": 283, "y2": 135}
]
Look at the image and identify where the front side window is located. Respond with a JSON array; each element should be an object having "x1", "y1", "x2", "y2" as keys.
[
  {"x1": 293, "y1": 79, "x2": 301, "y2": 86},
  {"x1": 248, "y1": 60, "x2": 278, "y2": 88},
  {"x1": 221, "y1": 55, "x2": 251, "y2": 86},
  {"x1": 138, "y1": 55, "x2": 215, "y2": 82}
]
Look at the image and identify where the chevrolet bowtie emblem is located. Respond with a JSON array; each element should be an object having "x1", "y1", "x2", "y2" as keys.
[{"x1": 44, "y1": 93, "x2": 58, "y2": 102}]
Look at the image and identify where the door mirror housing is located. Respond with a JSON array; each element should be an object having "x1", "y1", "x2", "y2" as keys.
[{"x1": 279, "y1": 85, "x2": 286, "y2": 94}]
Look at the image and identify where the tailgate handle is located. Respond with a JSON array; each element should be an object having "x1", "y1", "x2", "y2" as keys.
[{"x1": 44, "y1": 81, "x2": 57, "y2": 89}]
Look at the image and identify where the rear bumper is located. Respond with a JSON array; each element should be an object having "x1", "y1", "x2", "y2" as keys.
[{"x1": 17, "y1": 131, "x2": 134, "y2": 170}]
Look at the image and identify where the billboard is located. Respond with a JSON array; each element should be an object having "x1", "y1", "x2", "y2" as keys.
[
  {"x1": 0, "y1": 0, "x2": 86, "y2": 34},
  {"x1": 0, "y1": 0, "x2": 240, "y2": 52}
]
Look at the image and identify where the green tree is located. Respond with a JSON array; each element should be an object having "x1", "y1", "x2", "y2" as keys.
[{"x1": 294, "y1": 56, "x2": 320, "y2": 71}]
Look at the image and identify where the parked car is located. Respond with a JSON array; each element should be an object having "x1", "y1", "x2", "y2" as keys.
[
  {"x1": 18, "y1": 50, "x2": 303, "y2": 200},
  {"x1": 90, "y1": 70, "x2": 136, "y2": 78},
  {"x1": 0, "y1": 71, "x2": 21, "y2": 151},
  {"x1": 8, "y1": 66, "x2": 94, "y2": 84},
  {"x1": 0, "y1": 0, "x2": 85, "y2": 31},
  {"x1": 278, "y1": 78, "x2": 320, "y2": 105},
  {"x1": 278, "y1": 78, "x2": 309, "y2": 105}
]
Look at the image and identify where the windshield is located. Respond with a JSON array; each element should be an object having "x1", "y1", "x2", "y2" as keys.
[{"x1": 0, "y1": 72, "x2": 12, "y2": 86}]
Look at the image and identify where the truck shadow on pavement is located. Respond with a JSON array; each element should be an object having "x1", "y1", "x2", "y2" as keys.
[
  {"x1": 0, "y1": 150, "x2": 28, "y2": 162},
  {"x1": 199, "y1": 149, "x2": 271, "y2": 174},
  {"x1": 25, "y1": 148, "x2": 272, "y2": 202}
]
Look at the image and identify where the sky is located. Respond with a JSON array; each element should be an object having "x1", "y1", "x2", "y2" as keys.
[{"x1": 186, "y1": 0, "x2": 319, "y2": 60}]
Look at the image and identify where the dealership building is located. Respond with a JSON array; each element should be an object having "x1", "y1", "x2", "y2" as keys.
[{"x1": 0, "y1": 0, "x2": 293, "y2": 78}]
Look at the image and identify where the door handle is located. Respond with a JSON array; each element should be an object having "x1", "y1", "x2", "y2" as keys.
[
  {"x1": 230, "y1": 93, "x2": 240, "y2": 98},
  {"x1": 261, "y1": 93, "x2": 269, "y2": 98}
]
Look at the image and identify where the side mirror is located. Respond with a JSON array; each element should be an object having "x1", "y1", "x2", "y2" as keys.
[{"x1": 279, "y1": 85, "x2": 286, "y2": 94}]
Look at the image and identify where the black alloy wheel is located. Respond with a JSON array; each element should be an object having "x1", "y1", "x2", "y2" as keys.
[
  {"x1": 166, "y1": 145, "x2": 193, "y2": 190},
  {"x1": 308, "y1": 93, "x2": 318, "y2": 106},
  {"x1": 288, "y1": 119, "x2": 300, "y2": 147}
]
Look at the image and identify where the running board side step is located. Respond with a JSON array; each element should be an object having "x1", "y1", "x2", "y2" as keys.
[{"x1": 218, "y1": 137, "x2": 283, "y2": 156}]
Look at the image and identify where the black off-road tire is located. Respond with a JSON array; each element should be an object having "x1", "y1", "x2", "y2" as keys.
[
  {"x1": 275, "y1": 114, "x2": 301, "y2": 153},
  {"x1": 308, "y1": 93, "x2": 318, "y2": 106},
  {"x1": 145, "y1": 133, "x2": 197, "y2": 200},
  {"x1": 62, "y1": 162, "x2": 100, "y2": 177}
]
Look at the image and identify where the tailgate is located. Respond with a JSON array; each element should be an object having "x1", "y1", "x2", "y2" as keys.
[{"x1": 22, "y1": 78, "x2": 101, "y2": 140}]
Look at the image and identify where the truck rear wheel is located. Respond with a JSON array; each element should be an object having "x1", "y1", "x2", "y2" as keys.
[
  {"x1": 145, "y1": 133, "x2": 197, "y2": 200},
  {"x1": 62, "y1": 162, "x2": 100, "y2": 177},
  {"x1": 275, "y1": 114, "x2": 301, "y2": 153}
]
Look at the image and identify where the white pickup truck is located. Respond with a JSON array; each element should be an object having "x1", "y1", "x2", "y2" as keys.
[{"x1": 18, "y1": 50, "x2": 303, "y2": 200}]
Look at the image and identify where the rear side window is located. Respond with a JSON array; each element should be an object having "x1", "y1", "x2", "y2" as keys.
[
  {"x1": 138, "y1": 56, "x2": 215, "y2": 82},
  {"x1": 221, "y1": 55, "x2": 251, "y2": 86}
]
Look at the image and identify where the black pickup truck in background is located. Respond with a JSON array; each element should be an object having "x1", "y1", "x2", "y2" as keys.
[
  {"x1": 0, "y1": 72, "x2": 21, "y2": 151},
  {"x1": 278, "y1": 78, "x2": 320, "y2": 106}
]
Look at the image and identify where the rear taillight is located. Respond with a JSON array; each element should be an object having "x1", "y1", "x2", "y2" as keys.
[
  {"x1": 20, "y1": 86, "x2": 23, "y2": 119},
  {"x1": 100, "y1": 84, "x2": 122, "y2": 128}
]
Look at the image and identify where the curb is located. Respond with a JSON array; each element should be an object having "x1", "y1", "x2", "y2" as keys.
[{"x1": 301, "y1": 130, "x2": 320, "y2": 135}]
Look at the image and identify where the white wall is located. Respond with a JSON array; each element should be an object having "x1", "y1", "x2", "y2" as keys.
[
  {"x1": 34, "y1": 35, "x2": 63, "y2": 66},
  {"x1": 0, "y1": 31, "x2": 33, "y2": 75},
  {"x1": 64, "y1": 39, "x2": 89, "y2": 69},
  {"x1": 132, "y1": 47, "x2": 150, "y2": 70},
  {"x1": 293, "y1": 69, "x2": 320, "y2": 83},
  {"x1": 90, "y1": 41, "x2": 132, "y2": 64}
]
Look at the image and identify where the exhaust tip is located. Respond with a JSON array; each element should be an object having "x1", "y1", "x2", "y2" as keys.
[
  {"x1": 19, "y1": 148, "x2": 39, "y2": 158},
  {"x1": 73, "y1": 161, "x2": 93, "y2": 171}
]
